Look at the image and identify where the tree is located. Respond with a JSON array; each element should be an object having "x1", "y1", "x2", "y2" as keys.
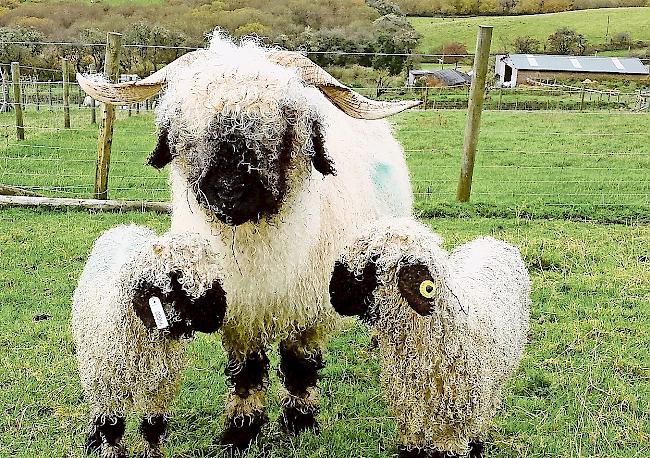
[
  {"x1": 440, "y1": 42, "x2": 467, "y2": 64},
  {"x1": 366, "y1": 0, "x2": 404, "y2": 16},
  {"x1": 513, "y1": 36, "x2": 541, "y2": 54},
  {"x1": 547, "y1": 27, "x2": 587, "y2": 55},
  {"x1": 372, "y1": 14, "x2": 421, "y2": 75}
]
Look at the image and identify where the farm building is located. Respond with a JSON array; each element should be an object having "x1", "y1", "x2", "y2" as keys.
[
  {"x1": 407, "y1": 69, "x2": 471, "y2": 87},
  {"x1": 495, "y1": 54, "x2": 649, "y2": 87}
]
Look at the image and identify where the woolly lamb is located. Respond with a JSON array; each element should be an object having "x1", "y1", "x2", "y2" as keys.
[
  {"x1": 77, "y1": 32, "x2": 420, "y2": 449},
  {"x1": 72, "y1": 225, "x2": 227, "y2": 458},
  {"x1": 329, "y1": 218, "x2": 530, "y2": 458}
]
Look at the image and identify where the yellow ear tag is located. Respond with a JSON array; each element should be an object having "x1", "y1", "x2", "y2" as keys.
[{"x1": 419, "y1": 280, "x2": 437, "y2": 299}]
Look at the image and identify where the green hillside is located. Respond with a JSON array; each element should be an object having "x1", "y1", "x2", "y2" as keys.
[{"x1": 411, "y1": 7, "x2": 650, "y2": 52}]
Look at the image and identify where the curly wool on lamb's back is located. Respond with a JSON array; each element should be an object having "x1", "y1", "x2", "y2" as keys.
[{"x1": 332, "y1": 217, "x2": 530, "y2": 455}]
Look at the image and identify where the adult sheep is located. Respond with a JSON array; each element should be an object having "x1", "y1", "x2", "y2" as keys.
[{"x1": 77, "y1": 32, "x2": 419, "y2": 450}]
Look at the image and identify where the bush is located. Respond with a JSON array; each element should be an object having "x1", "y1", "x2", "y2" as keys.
[
  {"x1": 611, "y1": 32, "x2": 632, "y2": 47},
  {"x1": 513, "y1": 36, "x2": 541, "y2": 54},
  {"x1": 547, "y1": 27, "x2": 588, "y2": 55},
  {"x1": 439, "y1": 42, "x2": 467, "y2": 63}
]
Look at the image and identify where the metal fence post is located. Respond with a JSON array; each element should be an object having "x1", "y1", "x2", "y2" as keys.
[
  {"x1": 94, "y1": 32, "x2": 122, "y2": 200},
  {"x1": 10, "y1": 62, "x2": 24, "y2": 141},
  {"x1": 456, "y1": 26, "x2": 492, "y2": 203},
  {"x1": 62, "y1": 58, "x2": 71, "y2": 128}
]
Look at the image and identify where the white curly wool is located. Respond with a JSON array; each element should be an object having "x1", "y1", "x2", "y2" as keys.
[
  {"x1": 156, "y1": 33, "x2": 413, "y2": 355},
  {"x1": 71, "y1": 225, "x2": 223, "y2": 417},
  {"x1": 338, "y1": 218, "x2": 530, "y2": 454}
]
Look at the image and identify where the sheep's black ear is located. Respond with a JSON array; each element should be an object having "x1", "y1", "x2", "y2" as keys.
[
  {"x1": 311, "y1": 120, "x2": 336, "y2": 176},
  {"x1": 189, "y1": 279, "x2": 227, "y2": 334},
  {"x1": 397, "y1": 263, "x2": 437, "y2": 316},
  {"x1": 329, "y1": 257, "x2": 377, "y2": 320},
  {"x1": 147, "y1": 128, "x2": 173, "y2": 169}
]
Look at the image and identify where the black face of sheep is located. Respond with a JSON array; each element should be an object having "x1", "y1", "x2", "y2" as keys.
[
  {"x1": 329, "y1": 257, "x2": 379, "y2": 325},
  {"x1": 329, "y1": 259, "x2": 438, "y2": 323},
  {"x1": 148, "y1": 118, "x2": 335, "y2": 227},
  {"x1": 132, "y1": 271, "x2": 227, "y2": 339}
]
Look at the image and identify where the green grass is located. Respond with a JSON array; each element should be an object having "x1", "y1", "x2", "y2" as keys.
[
  {"x1": 0, "y1": 208, "x2": 648, "y2": 457},
  {"x1": 410, "y1": 7, "x2": 650, "y2": 52},
  {"x1": 0, "y1": 106, "x2": 649, "y2": 456}
]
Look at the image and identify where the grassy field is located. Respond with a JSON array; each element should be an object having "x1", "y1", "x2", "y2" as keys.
[
  {"x1": 2, "y1": 107, "x2": 648, "y2": 218},
  {"x1": 0, "y1": 208, "x2": 648, "y2": 457},
  {"x1": 0, "y1": 106, "x2": 648, "y2": 456},
  {"x1": 410, "y1": 7, "x2": 650, "y2": 52}
]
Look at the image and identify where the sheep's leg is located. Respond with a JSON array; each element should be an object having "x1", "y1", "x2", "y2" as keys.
[
  {"x1": 219, "y1": 349, "x2": 269, "y2": 451},
  {"x1": 396, "y1": 446, "x2": 457, "y2": 458},
  {"x1": 84, "y1": 414, "x2": 127, "y2": 458},
  {"x1": 139, "y1": 413, "x2": 168, "y2": 458},
  {"x1": 468, "y1": 440, "x2": 485, "y2": 458},
  {"x1": 277, "y1": 331, "x2": 325, "y2": 435}
]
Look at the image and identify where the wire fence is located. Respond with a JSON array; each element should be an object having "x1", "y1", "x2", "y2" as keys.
[{"x1": 0, "y1": 47, "x2": 649, "y2": 211}]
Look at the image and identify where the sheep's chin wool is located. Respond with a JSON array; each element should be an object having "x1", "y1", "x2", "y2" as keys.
[
  {"x1": 154, "y1": 32, "x2": 414, "y2": 355},
  {"x1": 337, "y1": 217, "x2": 530, "y2": 454}
]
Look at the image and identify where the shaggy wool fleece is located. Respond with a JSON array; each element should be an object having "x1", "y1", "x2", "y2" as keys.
[{"x1": 337, "y1": 217, "x2": 530, "y2": 454}]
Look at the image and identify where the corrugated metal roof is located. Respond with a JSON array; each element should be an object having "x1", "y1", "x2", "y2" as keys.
[
  {"x1": 410, "y1": 69, "x2": 471, "y2": 86},
  {"x1": 502, "y1": 54, "x2": 649, "y2": 75}
]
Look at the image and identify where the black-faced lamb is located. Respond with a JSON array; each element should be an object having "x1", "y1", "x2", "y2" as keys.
[
  {"x1": 329, "y1": 218, "x2": 530, "y2": 458},
  {"x1": 77, "y1": 32, "x2": 420, "y2": 450},
  {"x1": 71, "y1": 225, "x2": 227, "y2": 458}
]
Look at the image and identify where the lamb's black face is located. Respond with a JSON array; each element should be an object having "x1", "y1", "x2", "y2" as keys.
[{"x1": 195, "y1": 131, "x2": 291, "y2": 226}]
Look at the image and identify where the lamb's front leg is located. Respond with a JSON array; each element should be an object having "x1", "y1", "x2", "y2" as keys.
[
  {"x1": 219, "y1": 348, "x2": 270, "y2": 451},
  {"x1": 139, "y1": 413, "x2": 168, "y2": 458},
  {"x1": 85, "y1": 413, "x2": 126, "y2": 458},
  {"x1": 278, "y1": 328, "x2": 325, "y2": 435}
]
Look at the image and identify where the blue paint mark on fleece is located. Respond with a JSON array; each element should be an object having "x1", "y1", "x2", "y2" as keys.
[
  {"x1": 371, "y1": 162, "x2": 408, "y2": 215},
  {"x1": 372, "y1": 162, "x2": 393, "y2": 190}
]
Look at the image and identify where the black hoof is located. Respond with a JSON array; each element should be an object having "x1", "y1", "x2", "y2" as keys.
[
  {"x1": 86, "y1": 414, "x2": 126, "y2": 455},
  {"x1": 84, "y1": 430, "x2": 102, "y2": 455},
  {"x1": 219, "y1": 411, "x2": 267, "y2": 452},
  {"x1": 279, "y1": 407, "x2": 320, "y2": 436},
  {"x1": 139, "y1": 414, "x2": 168, "y2": 447},
  {"x1": 396, "y1": 446, "x2": 451, "y2": 458},
  {"x1": 469, "y1": 440, "x2": 485, "y2": 458}
]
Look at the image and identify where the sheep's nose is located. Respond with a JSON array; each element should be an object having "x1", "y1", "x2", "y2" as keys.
[{"x1": 196, "y1": 170, "x2": 278, "y2": 226}]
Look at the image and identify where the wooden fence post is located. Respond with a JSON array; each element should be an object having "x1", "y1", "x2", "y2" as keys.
[
  {"x1": 62, "y1": 58, "x2": 71, "y2": 128},
  {"x1": 10, "y1": 63, "x2": 24, "y2": 141},
  {"x1": 579, "y1": 85, "x2": 585, "y2": 111},
  {"x1": 94, "y1": 32, "x2": 122, "y2": 200},
  {"x1": 456, "y1": 26, "x2": 492, "y2": 203},
  {"x1": 35, "y1": 77, "x2": 40, "y2": 111},
  {"x1": 88, "y1": 63, "x2": 96, "y2": 124}
]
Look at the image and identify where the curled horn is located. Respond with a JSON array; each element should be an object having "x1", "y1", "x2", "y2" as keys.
[
  {"x1": 76, "y1": 50, "x2": 207, "y2": 104},
  {"x1": 267, "y1": 50, "x2": 421, "y2": 120}
]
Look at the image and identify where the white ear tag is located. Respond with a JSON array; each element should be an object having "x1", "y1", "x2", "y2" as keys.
[{"x1": 149, "y1": 297, "x2": 169, "y2": 330}]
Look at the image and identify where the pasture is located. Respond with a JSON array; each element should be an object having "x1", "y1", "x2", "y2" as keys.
[
  {"x1": 0, "y1": 107, "x2": 648, "y2": 457},
  {"x1": 410, "y1": 7, "x2": 650, "y2": 52}
]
